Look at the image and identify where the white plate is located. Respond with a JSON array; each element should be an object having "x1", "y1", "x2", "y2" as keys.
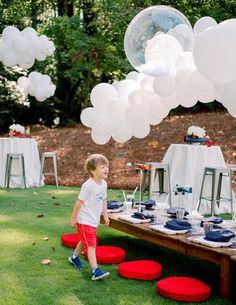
[
  {"x1": 188, "y1": 235, "x2": 232, "y2": 248},
  {"x1": 149, "y1": 224, "x2": 188, "y2": 235}
]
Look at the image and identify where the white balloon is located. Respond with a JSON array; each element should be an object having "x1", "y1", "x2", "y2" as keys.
[
  {"x1": 108, "y1": 98, "x2": 127, "y2": 121},
  {"x1": 2, "y1": 26, "x2": 21, "y2": 42},
  {"x1": 90, "y1": 83, "x2": 117, "y2": 109},
  {"x1": 35, "y1": 95, "x2": 47, "y2": 102},
  {"x1": 91, "y1": 113, "x2": 113, "y2": 135},
  {"x1": 80, "y1": 107, "x2": 96, "y2": 127},
  {"x1": 168, "y1": 23, "x2": 194, "y2": 51},
  {"x1": 175, "y1": 69, "x2": 192, "y2": 87},
  {"x1": 197, "y1": 89, "x2": 215, "y2": 103},
  {"x1": 220, "y1": 79, "x2": 236, "y2": 109},
  {"x1": 112, "y1": 120, "x2": 132, "y2": 143},
  {"x1": 153, "y1": 74, "x2": 175, "y2": 97},
  {"x1": 1, "y1": 51, "x2": 18, "y2": 67},
  {"x1": 126, "y1": 71, "x2": 139, "y2": 81},
  {"x1": 19, "y1": 60, "x2": 35, "y2": 69},
  {"x1": 227, "y1": 107, "x2": 236, "y2": 118},
  {"x1": 140, "y1": 76, "x2": 155, "y2": 93},
  {"x1": 29, "y1": 71, "x2": 42, "y2": 82},
  {"x1": 220, "y1": 19, "x2": 236, "y2": 30},
  {"x1": 91, "y1": 130, "x2": 111, "y2": 145},
  {"x1": 11, "y1": 35, "x2": 28, "y2": 55},
  {"x1": 193, "y1": 26, "x2": 236, "y2": 84},
  {"x1": 175, "y1": 51, "x2": 196, "y2": 71},
  {"x1": 159, "y1": 94, "x2": 179, "y2": 109},
  {"x1": 125, "y1": 103, "x2": 144, "y2": 125},
  {"x1": 189, "y1": 70, "x2": 212, "y2": 92},
  {"x1": 145, "y1": 33, "x2": 183, "y2": 69},
  {"x1": 132, "y1": 122, "x2": 150, "y2": 138},
  {"x1": 138, "y1": 61, "x2": 170, "y2": 77},
  {"x1": 128, "y1": 89, "x2": 143, "y2": 106},
  {"x1": 17, "y1": 76, "x2": 30, "y2": 89},
  {"x1": 117, "y1": 79, "x2": 139, "y2": 102},
  {"x1": 35, "y1": 52, "x2": 47, "y2": 61},
  {"x1": 193, "y1": 16, "x2": 217, "y2": 35},
  {"x1": 21, "y1": 27, "x2": 38, "y2": 39}
]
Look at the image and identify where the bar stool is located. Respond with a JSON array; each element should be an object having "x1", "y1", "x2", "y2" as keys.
[
  {"x1": 141, "y1": 162, "x2": 171, "y2": 206},
  {"x1": 39, "y1": 152, "x2": 59, "y2": 187},
  {"x1": 4, "y1": 153, "x2": 26, "y2": 188},
  {"x1": 197, "y1": 167, "x2": 233, "y2": 216}
]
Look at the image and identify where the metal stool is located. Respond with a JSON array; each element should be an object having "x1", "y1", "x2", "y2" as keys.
[
  {"x1": 4, "y1": 153, "x2": 26, "y2": 188},
  {"x1": 197, "y1": 167, "x2": 233, "y2": 216},
  {"x1": 40, "y1": 152, "x2": 59, "y2": 187},
  {"x1": 141, "y1": 162, "x2": 171, "y2": 206}
]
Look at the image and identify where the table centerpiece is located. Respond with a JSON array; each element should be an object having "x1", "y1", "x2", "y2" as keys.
[{"x1": 9, "y1": 123, "x2": 27, "y2": 137}]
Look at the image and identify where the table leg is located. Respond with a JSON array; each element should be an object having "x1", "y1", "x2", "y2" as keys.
[{"x1": 220, "y1": 256, "x2": 232, "y2": 299}]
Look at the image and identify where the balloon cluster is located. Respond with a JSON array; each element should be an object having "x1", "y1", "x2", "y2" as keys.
[
  {"x1": 17, "y1": 72, "x2": 56, "y2": 102},
  {"x1": 0, "y1": 26, "x2": 55, "y2": 69},
  {"x1": 81, "y1": 6, "x2": 236, "y2": 145},
  {"x1": 0, "y1": 26, "x2": 56, "y2": 102}
]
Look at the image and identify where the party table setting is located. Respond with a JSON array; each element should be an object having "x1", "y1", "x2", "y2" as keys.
[{"x1": 0, "y1": 124, "x2": 43, "y2": 188}]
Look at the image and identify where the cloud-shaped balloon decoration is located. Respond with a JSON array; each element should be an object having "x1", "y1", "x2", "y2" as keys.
[
  {"x1": 81, "y1": 5, "x2": 236, "y2": 145},
  {"x1": 17, "y1": 72, "x2": 56, "y2": 102},
  {"x1": 0, "y1": 26, "x2": 55, "y2": 69}
]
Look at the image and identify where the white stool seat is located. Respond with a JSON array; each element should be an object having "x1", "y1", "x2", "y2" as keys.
[
  {"x1": 5, "y1": 153, "x2": 26, "y2": 188},
  {"x1": 40, "y1": 152, "x2": 58, "y2": 187},
  {"x1": 197, "y1": 166, "x2": 233, "y2": 216}
]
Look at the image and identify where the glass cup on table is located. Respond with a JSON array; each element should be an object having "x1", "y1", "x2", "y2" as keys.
[
  {"x1": 126, "y1": 194, "x2": 135, "y2": 207},
  {"x1": 124, "y1": 201, "x2": 133, "y2": 214},
  {"x1": 176, "y1": 208, "x2": 185, "y2": 221},
  {"x1": 153, "y1": 203, "x2": 168, "y2": 224},
  {"x1": 203, "y1": 222, "x2": 213, "y2": 235}
]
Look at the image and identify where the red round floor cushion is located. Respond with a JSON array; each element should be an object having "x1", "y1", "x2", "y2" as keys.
[
  {"x1": 118, "y1": 260, "x2": 162, "y2": 280},
  {"x1": 84, "y1": 246, "x2": 126, "y2": 264},
  {"x1": 156, "y1": 276, "x2": 211, "y2": 302},
  {"x1": 61, "y1": 234, "x2": 99, "y2": 248}
]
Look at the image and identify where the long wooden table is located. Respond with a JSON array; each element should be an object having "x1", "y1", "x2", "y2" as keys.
[{"x1": 104, "y1": 213, "x2": 236, "y2": 300}]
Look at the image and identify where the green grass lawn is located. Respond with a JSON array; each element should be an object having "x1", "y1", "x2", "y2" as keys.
[{"x1": 0, "y1": 186, "x2": 235, "y2": 305}]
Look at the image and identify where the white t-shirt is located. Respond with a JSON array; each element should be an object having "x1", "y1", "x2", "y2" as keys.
[{"x1": 77, "y1": 177, "x2": 107, "y2": 227}]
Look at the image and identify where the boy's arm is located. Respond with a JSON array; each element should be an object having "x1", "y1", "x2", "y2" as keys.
[
  {"x1": 102, "y1": 199, "x2": 110, "y2": 227},
  {"x1": 70, "y1": 199, "x2": 84, "y2": 228}
]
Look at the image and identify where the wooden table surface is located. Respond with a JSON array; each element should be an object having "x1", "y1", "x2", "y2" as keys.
[{"x1": 103, "y1": 213, "x2": 236, "y2": 300}]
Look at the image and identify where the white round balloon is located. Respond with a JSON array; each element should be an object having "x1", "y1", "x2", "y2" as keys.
[
  {"x1": 91, "y1": 130, "x2": 111, "y2": 145},
  {"x1": 80, "y1": 107, "x2": 96, "y2": 127},
  {"x1": 193, "y1": 26, "x2": 236, "y2": 84},
  {"x1": 90, "y1": 83, "x2": 117, "y2": 110},
  {"x1": 124, "y1": 5, "x2": 192, "y2": 70}
]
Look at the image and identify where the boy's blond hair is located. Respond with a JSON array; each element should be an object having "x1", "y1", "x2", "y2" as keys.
[{"x1": 85, "y1": 154, "x2": 108, "y2": 177}]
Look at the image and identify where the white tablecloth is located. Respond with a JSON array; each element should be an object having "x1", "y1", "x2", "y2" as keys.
[
  {"x1": 0, "y1": 137, "x2": 44, "y2": 188},
  {"x1": 162, "y1": 144, "x2": 235, "y2": 214}
]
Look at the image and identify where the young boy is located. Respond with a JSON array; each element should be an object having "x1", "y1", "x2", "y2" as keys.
[{"x1": 69, "y1": 154, "x2": 110, "y2": 280}]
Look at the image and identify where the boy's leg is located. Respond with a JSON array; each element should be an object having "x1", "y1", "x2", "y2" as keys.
[
  {"x1": 74, "y1": 240, "x2": 83, "y2": 256},
  {"x1": 68, "y1": 232, "x2": 84, "y2": 269},
  {"x1": 87, "y1": 246, "x2": 98, "y2": 269},
  {"x1": 88, "y1": 246, "x2": 110, "y2": 280}
]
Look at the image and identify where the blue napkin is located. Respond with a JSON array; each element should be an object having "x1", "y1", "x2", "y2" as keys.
[
  {"x1": 201, "y1": 217, "x2": 224, "y2": 227},
  {"x1": 107, "y1": 200, "x2": 123, "y2": 210},
  {"x1": 205, "y1": 229, "x2": 235, "y2": 242},
  {"x1": 165, "y1": 219, "x2": 192, "y2": 231},
  {"x1": 131, "y1": 212, "x2": 155, "y2": 220},
  {"x1": 135, "y1": 200, "x2": 156, "y2": 209}
]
